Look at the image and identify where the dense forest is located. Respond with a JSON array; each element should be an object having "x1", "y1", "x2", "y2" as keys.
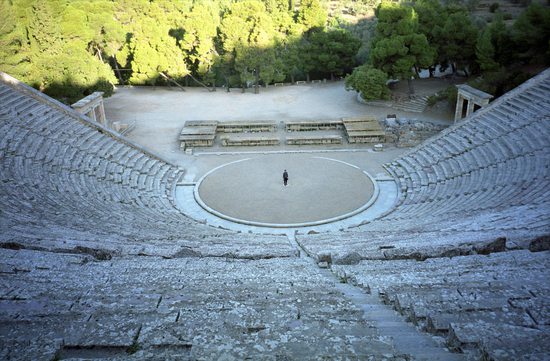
[
  {"x1": 0, "y1": 0, "x2": 549, "y2": 103},
  {"x1": 345, "y1": 0, "x2": 550, "y2": 100}
]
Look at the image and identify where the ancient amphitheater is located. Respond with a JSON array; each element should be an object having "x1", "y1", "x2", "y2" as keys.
[{"x1": 0, "y1": 70, "x2": 549, "y2": 360}]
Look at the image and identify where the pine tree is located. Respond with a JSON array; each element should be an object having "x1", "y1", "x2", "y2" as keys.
[
  {"x1": 297, "y1": 0, "x2": 327, "y2": 32},
  {"x1": 370, "y1": 1, "x2": 434, "y2": 93},
  {"x1": 219, "y1": 0, "x2": 277, "y2": 91},
  {"x1": 435, "y1": 6, "x2": 478, "y2": 75},
  {"x1": 476, "y1": 28, "x2": 499, "y2": 73},
  {"x1": 181, "y1": 1, "x2": 221, "y2": 80}
]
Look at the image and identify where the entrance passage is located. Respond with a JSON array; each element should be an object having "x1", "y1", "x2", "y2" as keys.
[{"x1": 195, "y1": 154, "x2": 376, "y2": 227}]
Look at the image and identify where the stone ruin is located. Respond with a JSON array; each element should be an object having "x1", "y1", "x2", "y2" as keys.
[
  {"x1": 382, "y1": 115, "x2": 448, "y2": 147},
  {"x1": 0, "y1": 69, "x2": 549, "y2": 360},
  {"x1": 71, "y1": 91, "x2": 129, "y2": 133},
  {"x1": 454, "y1": 84, "x2": 493, "y2": 122}
]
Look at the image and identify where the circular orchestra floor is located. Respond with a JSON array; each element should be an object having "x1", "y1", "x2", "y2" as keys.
[{"x1": 195, "y1": 154, "x2": 376, "y2": 227}]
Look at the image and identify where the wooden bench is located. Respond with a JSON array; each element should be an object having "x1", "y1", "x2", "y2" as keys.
[
  {"x1": 179, "y1": 134, "x2": 216, "y2": 149},
  {"x1": 184, "y1": 120, "x2": 219, "y2": 127},
  {"x1": 216, "y1": 120, "x2": 277, "y2": 133},
  {"x1": 342, "y1": 117, "x2": 385, "y2": 143},
  {"x1": 346, "y1": 130, "x2": 386, "y2": 143},
  {"x1": 286, "y1": 135, "x2": 342, "y2": 145},
  {"x1": 179, "y1": 125, "x2": 217, "y2": 149},
  {"x1": 221, "y1": 134, "x2": 280, "y2": 146},
  {"x1": 285, "y1": 119, "x2": 343, "y2": 132},
  {"x1": 341, "y1": 116, "x2": 378, "y2": 124},
  {"x1": 344, "y1": 121, "x2": 382, "y2": 132}
]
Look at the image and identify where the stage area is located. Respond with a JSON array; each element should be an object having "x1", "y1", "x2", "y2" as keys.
[{"x1": 195, "y1": 154, "x2": 375, "y2": 226}]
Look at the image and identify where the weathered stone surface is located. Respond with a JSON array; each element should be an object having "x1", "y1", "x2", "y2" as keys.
[
  {"x1": 529, "y1": 234, "x2": 550, "y2": 252},
  {"x1": 0, "y1": 248, "x2": 401, "y2": 360},
  {"x1": 332, "y1": 250, "x2": 550, "y2": 359},
  {"x1": 1, "y1": 67, "x2": 549, "y2": 360}
]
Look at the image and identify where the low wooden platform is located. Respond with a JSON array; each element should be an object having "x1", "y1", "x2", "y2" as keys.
[
  {"x1": 346, "y1": 130, "x2": 386, "y2": 143},
  {"x1": 286, "y1": 135, "x2": 343, "y2": 145},
  {"x1": 217, "y1": 120, "x2": 277, "y2": 133},
  {"x1": 221, "y1": 134, "x2": 280, "y2": 146},
  {"x1": 285, "y1": 119, "x2": 343, "y2": 132},
  {"x1": 179, "y1": 124, "x2": 217, "y2": 149},
  {"x1": 342, "y1": 117, "x2": 385, "y2": 143},
  {"x1": 185, "y1": 120, "x2": 219, "y2": 127}
]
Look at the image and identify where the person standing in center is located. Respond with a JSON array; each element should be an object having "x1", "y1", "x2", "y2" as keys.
[{"x1": 283, "y1": 169, "x2": 289, "y2": 186}]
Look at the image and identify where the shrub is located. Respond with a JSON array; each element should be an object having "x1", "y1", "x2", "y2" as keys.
[
  {"x1": 489, "y1": 2, "x2": 500, "y2": 13},
  {"x1": 345, "y1": 64, "x2": 390, "y2": 101},
  {"x1": 427, "y1": 92, "x2": 445, "y2": 106}
]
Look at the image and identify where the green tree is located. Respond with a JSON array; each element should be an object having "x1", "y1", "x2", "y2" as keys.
[
  {"x1": 61, "y1": 1, "x2": 124, "y2": 58},
  {"x1": 308, "y1": 29, "x2": 361, "y2": 80},
  {"x1": 512, "y1": 4, "x2": 550, "y2": 64},
  {"x1": 297, "y1": 0, "x2": 327, "y2": 32},
  {"x1": 116, "y1": 0, "x2": 188, "y2": 85},
  {"x1": 345, "y1": 64, "x2": 390, "y2": 100},
  {"x1": 60, "y1": 1, "x2": 124, "y2": 88},
  {"x1": 487, "y1": 15, "x2": 514, "y2": 66},
  {"x1": 1, "y1": 0, "x2": 119, "y2": 102},
  {"x1": 219, "y1": 0, "x2": 278, "y2": 91},
  {"x1": 181, "y1": 1, "x2": 221, "y2": 81},
  {"x1": 371, "y1": 1, "x2": 434, "y2": 93},
  {"x1": 413, "y1": 0, "x2": 446, "y2": 74},
  {"x1": 0, "y1": 1, "x2": 31, "y2": 80},
  {"x1": 263, "y1": 0, "x2": 296, "y2": 36},
  {"x1": 476, "y1": 28, "x2": 499, "y2": 72},
  {"x1": 435, "y1": 6, "x2": 478, "y2": 75},
  {"x1": 279, "y1": 36, "x2": 307, "y2": 83}
]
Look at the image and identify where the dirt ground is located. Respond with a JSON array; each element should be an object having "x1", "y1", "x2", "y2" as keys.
[
  {"x1": 104, "y1": 78, "x2": 454, "y2": 168},
  {"x1": 196, "y1": 154, "x2": 375, "y2": 225},
  {"x1": 103, "y1": 79, "x2": 453, "y2": 225}
]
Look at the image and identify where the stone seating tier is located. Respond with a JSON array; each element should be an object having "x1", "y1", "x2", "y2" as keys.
[
  {"x1": 1, "y1": 70, "x2": 550, "y2": 360},
  {"x1": 381, "y1": 73, "x2": 550, "y2": 222},
  {"x1": 0, "y1": 248, "x2": 398, "y2": 360},
  {"x1": 0, "y1": 77, "x2": 244, "y2": 253},
  {"x1": 332, "y1": 250, "x2": 550, "y2": 359}
]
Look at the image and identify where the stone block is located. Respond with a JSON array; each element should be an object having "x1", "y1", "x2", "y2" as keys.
[{"x1": 112, "y1": 121, "x2": 129, "y2": 133}]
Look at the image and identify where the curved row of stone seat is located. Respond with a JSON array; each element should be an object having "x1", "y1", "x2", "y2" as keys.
[
  {"x1": 0, "y1": 248, "x2": 398, "y2": 360},
  {"x1": 298, "y1": 73, "x2": 550, "y2": 273},
  {"x1": 0, "y1": 77, "x2": 190, "y2": 224},
  {"x1": 332, "y1": 250, "x2": 550, "y2": 360},
  {"x1": 379, "y1": 71, "x2": 550, "y2": 227},
  {"x1": 387, "y1": 122, "x2": 548, "y2": 215},
  {"x1": 297, "y1": 71, "x2": 549, "y2": 360},
  {"x1": 0, "y1": 73, "x2": 293, "y2": 258},
  {"x1": 298, "y1": 220, "x2": 548, "y2": 264}
]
